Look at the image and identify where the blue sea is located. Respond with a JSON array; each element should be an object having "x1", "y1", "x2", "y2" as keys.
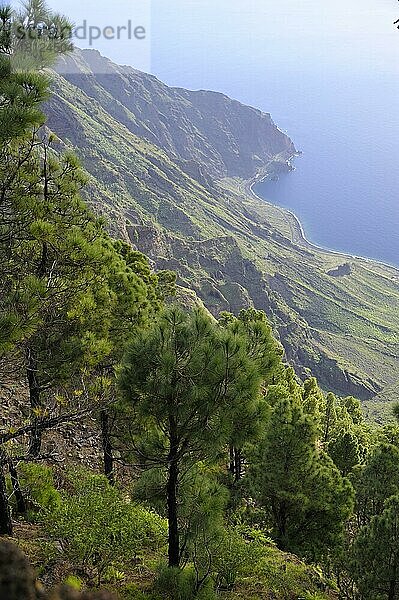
[
  {"x1": 150, "y1": 0, "x2": 399, "y2": 267},
  {"x1": 253, "y1": 68, "x2": 399, "y2": 266}
]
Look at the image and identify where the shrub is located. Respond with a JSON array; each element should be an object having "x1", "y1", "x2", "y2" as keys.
[
  {"x1": 64, "y1": 574, "x2": 84, "y2": 590},
  {"x1": 18, "y1": 463, "x2": 61, "y2": 516},
  {"x1": 45, "y1": 475, "x2": 167, "y2": 584},
  {"x1": 120, "y1": 583, "x2": 153, "y2": 600},
  {"x1": 211, "y1": 528, "x2": 262, "y2": 589},
  {"x1": 154, "y1": 566, "x2": 216, "y2": 600}
]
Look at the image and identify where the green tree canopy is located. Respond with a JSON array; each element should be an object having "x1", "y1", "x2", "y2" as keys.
[
  {"x1": 219, "y1": 308, "x2": 284, "y2": 482},
  {"x1": 250, "y1": 394, "x2": 354, "y2": 560},
  {"x1": 352, "y1": 443, "x2": 399, "y2": 527},
  {"x1": 118, "y1": 306, "x2": 263, "y2": 567},
  {"x1": 352, "y1": 495, "x2": 399, "y2": 600},
  {"x1": 0, "y1": 1, "x2": 72, "y2": 142}
]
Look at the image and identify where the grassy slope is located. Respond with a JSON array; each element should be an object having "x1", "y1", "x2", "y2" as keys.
[
  {"x1": 222, "y1": 179, "x2": 399, "y2": 414},
  {"x1": 46, "y1": 70, "x2": 399, "y2": 418},
  {"x1": 12, "y1": 523, "x2": 334, "y2": 600}
]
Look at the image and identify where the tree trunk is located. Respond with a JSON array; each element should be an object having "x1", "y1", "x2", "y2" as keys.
[
  {"x1": 234, "y1": 447, "x2": 242, "y2": 482},
  {"x1": 0, "y1": 450, "x2": 12, "y2": 535},
  {"x1": 275, "y1": 502, "x2": 287, "y2": 549},
  {"x1": 26, "y1": 348, "x2": 42, "y2": 458},
  {"x1": 26, "y1": 241, "x2": 48, "y2": 458},
  {"x1": 167, "y1": 416, "x2": 180, "y2": 568},
  {"x1": 229, "y1": 445, "x2": 235, "y2": 478},
  {"x1": 8, "y1": 458, "x2": 26, "y2": 515},
  {"x1": 100, "y1": 410, "x2": 114, "y2": 486},
  {"x1": 388, "y1": 579, "x2": 396, "y2": 600},
  {"x1": 229, "y1": 446, "x2": 243, "y2": 482}
]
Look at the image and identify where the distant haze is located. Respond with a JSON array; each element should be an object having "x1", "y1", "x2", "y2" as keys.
[
  {"x1": 26, "y1": 0, "x2": 398, "y2": 78},
  {"x1": 152, "y1": 0, "x2": 399, "y2": 82}
]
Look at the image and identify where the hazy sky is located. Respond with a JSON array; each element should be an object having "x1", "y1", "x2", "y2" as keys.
[
  {"x1": 151, "y1": 0, "x2": 399, "y2": 84},
  {"x1": 11, "y1": 0, "x2": 399, "y2": 80}
]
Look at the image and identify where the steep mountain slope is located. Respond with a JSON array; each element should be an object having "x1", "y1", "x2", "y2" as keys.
[
  {"x1": 45, "y1": 50, "x2": 399, "y2": 414},
  {"x1": 54, "y1": 50, "x2": 296, "y2": 184}
]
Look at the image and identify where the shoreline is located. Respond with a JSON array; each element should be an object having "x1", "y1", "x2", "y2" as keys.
[{"x1": 247, "y1": 173, "x2": 399, "y2": 275}]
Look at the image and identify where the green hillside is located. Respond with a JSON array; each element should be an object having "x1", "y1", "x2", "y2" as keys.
[{"x1": 46, "y1": 50, "x2": 399, "y2": 416}]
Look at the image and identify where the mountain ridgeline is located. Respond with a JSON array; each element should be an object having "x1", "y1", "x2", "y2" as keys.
[
  {"x1": 46, "y1": 49, "x2": 399, "y2": 413},
  {"x1": 53, "y1": 49, "x2": 296, "y2": 184}
]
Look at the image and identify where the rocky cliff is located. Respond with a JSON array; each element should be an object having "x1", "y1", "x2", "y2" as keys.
[{"x1": 54, "y1": 49, "x2": 296, "y2": 184}]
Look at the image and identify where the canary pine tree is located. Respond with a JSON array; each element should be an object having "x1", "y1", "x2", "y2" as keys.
[
  {"x1": 0, "y1": 1, "x2": 72, "y2": 143},
  {"x1": 219, "y1": 308, "x2": 284, "y2": 482},
  {"x1": 0, "y1": 0, "x2": 74, "y2": 535},
  {"x1": 251, "y1": 394, "x2": 354, "y2": 560},
  {"x1": 353, "y1": 443, "x2": 399, "y2": 528},
  {"x1": 352, "y1": 495, "x2": 399, "y2": 600},
  {"x1": 118, "y1": 306, "x2": 262, "y2": 567}
]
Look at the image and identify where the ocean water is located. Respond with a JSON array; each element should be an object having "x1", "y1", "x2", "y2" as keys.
[
  {"x1": 150, "y1": 0, "x2": 399, "y2": 267},
  {"x1": 254, "y1": 68, "x2": 399, "y2": 266}
]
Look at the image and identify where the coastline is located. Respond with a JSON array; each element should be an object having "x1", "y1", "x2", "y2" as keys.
[{"x1": 247, "y1": 172, "x2": 399, "y2": 275}]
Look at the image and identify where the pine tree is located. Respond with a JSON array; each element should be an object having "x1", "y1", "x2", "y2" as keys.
[
  {"x1": 0, "y1": 140, "x2": 107, "y2": 454},
  {"x1": 302, "y1": 376, "x2": 325, "y2": 420},
  {"x1": 328, "y1": 430, "x2": 361, "y2": 476},
  {"x1": 353, "y1": 443, "x2": 399, "y2": 527},
  {"x1": 0, "y1": 0, "x2": 75, "y2": 352},
  {"x1": 0, "y1": 1, "x2": 72, "y2": 143},
  {"x1": 219, "y1": 308, "x2": 284, "y2": 481},
  {"x1": 322, "y1": 391, "x2": 338, "y2": 443},
  {"x1": 0, "y1": 0, "x2": 76, "y2": 522},
  {"x1": 341, "y1": 395, "x2": 363, "y2": 425},
  {"x1": 92, "y1": 240, "x2": 162, "y2": 484},
  {"x1": 118, "y1": 306, "x2": 262, "y2": 567},
  {"x1": 352, "y1": 495, "x2": 399, "y2": 600},
  {"x1": 251, "y1": 394, "x2": 354, "y2": 560}
]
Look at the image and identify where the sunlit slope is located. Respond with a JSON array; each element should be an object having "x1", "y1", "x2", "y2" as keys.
[{"x1": 46, "y1": 52, "x2": 399, "y2": 412}]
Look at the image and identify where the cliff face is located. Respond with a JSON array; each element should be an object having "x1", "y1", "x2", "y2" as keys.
[
  {"x1": 54, "y1": 50, "x2": 296, "y2": 183},
  {"x1": 45, "y1": 50, "x2": 399, "y2": 410}
]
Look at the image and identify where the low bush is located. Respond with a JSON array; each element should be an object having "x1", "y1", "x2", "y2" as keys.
[
  {"x1": 45, "y1": 475, "x2": 167, "y2": 584},
  {"x1": 18, "y1": 463, "x2": 61, "y2": 516},
  {"x1": 211, "y1": 527, "x2": 263, "y2": 589},
  {"x1": 154, "y1": 566, "x2": 216, "y2": 600}
]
